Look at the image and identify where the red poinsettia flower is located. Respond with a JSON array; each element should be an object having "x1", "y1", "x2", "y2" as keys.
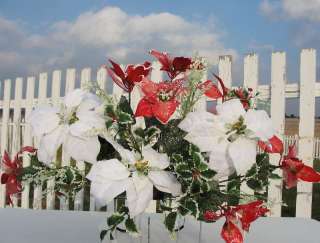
[
  {"x1": 149, "y1": 49, "x2": 192, "y2": 79},
  {"x1": 219, "y1": 201, "x2": 268, "y2": 243},
  {"x1": 221, "y1": 220, "x2": 243, "y2": 243},
  {"x1": 258, "y1": 135, "x2": 284, "y2": 154},
  {"x1": 235, "y1": 200, "x2": 269, "y2": 232},
  {"x1": 198, "y1": 80, "x2": 223, "y2": 99},
  {"x1": 135, "y1": 78, "x2": 183, "y2": 124},
  {"x1": 281, "y1": 144, "x2": 320, "y2": 189},
  {"x1": 1, "y1": 146, "x2": 36, "y2": 205},
  {"x1": 106, "y1": 59, "x2": 151, "y2": 92},
  {"x1": 232, "y1": 87, "x2": 254, "y2": 110}
]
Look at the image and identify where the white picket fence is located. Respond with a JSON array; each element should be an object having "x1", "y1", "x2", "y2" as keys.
[{"x1": 0, "y1": 49, "x2": 320, "y2": 219}]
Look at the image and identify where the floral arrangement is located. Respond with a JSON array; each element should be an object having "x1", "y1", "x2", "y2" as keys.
[{"x1": 2, "y1": 49, "x2": 320, "y2": 243}]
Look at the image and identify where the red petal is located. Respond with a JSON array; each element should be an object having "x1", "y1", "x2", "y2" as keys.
[
  {"x1": 20, "y1": 146, "x2": 37, "y2": 154},
  {"x1": 109, "y1": 59, "x2": 125, "y2": 80},
  {"x1": 297, "y1": 165, "x2": 320, "y2": 183},
  {"x1": 221, "y1": 221, "x2": 243, "y2": 243},
  {"x1": 140, "y1": 78, "x2": 158, "y2": 96},
  {"x1": 283, "y1": 169, "x2": 298, "y2": 189},
  {"x1": 287, "y1": 144, "x2": 297, "y2": 158},
  {"x1": 258, "y1": 135, "x2": 284, "y2": 154},
  {"x1": 135, "y1": 98, "x2": 154, "y2": 118},
  {"x1": 1, "y1": 173, "x2": 9, "y2": 184},
  {"x1": 149, "y1": 50, "x2": 172, "y2": 72},
  {"x1": 172, "y1": 57, "x2": 192, "y2": 72},
  {"x1": 2, "y1": 151, "x2": 11, "y2": 167},
  {"x1": 106, "y1": 67, "x2": 129, "y2": 92},
  {"x1": 213, "y1": 73, "x2": 229, "y2": 97},
  {"x1": 199, "y1": 80, "x2": 223, "y2": 99},
  {"x1": 152, "y1": 100, "x2": 179, "y2": 124}
]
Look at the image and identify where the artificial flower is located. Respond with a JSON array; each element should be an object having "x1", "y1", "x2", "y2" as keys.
[
  {"x1": 220, "y1": 201, "x2": 268, "y2": 243},
  {"x1": 135, "y1": 78, "x2": 183, "y2": 124},
  {"x1": 149, "y1": 49, "x2": 192, "y2": 79},
  {"x1": 198, "y1": 80, "x2": 223, "y2": 99},
  {"x1": 28, "y1": 89, "x2": 105, "y2": 165},
  {"x1": 179, "y1": 99, "x2": 275, "y2": 176},
  {"x1": 258, "y1": 135, "x2": 284, "y2": 154},
  {"x1": 281, "y1": 144, "x2": 320, "y2": 189},
  {"x1": 1, "y1": 147, "x2": 36, "y2": 205},
  {"x1": 87, "y1": 135, "x2": 181, "y2": 217},
  {"x1": 106, "y1": 59, "x2": 151, "y2": 92}
]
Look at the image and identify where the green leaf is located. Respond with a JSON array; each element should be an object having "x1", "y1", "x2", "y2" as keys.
[
  {"x1": 100, "y1": 230, "x2": 108, "y2": 241},
  {"x1": 125, "y1": 218, "x2": 138, "y2": 234},
  {"x1": 200, "y1": 169, "x2": 216, "y2": 180},
  {"x1": 164, "y1": 212, "x2": 177, "y2": 233},
  {"x1": 246, "y1": 164, "x2": 257, "y2": 177},
  {"x1": 246, "y1": 179, "x2": 263, "y2": 191},
  {"x1": 117, "y1": 111, "x2": 134, "y2": 124},
  {"x1": 269, "y1": 173, "x2": 281, "y2": 179},
  {"x1": 185, "y1": 199, "x2": 198, "y2": 217},
  {"x1": 190, "y1": 179, "x2": 201, "y2": 194},
  {"x1": 172, "y1": 154, "x2": 184, "y2": 164},
  {"x1": 118, "y1": 95, "x2": 134, "y2": 115},
  {"x1": 197, "y1": 162, "x2": 208, "y2": 172},
  {"x1": 107, "y1": 214, "x2": 125, "y2": 227},
  {"x1": 175, "y1": 163, "x2": 192, "y2": 178}
]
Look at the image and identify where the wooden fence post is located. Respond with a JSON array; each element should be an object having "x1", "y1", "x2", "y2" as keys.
[
  {"x1": 0, "y1": 79, "x2": 11, "y2": 208},
  {"x1": 21, "y1": 77, "x2": 35, "y2": 209},
  {"x1": 296, "y1": 49, "x2": 316, "y2": 218},
  {"x1": 269, "y1": 52, "x2": 286, "y2": 216}
]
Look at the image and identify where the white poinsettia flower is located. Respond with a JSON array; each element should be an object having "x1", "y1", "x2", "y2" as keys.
[
  {"x1": 179, "y1": 98, "x2": 275, "y2": 177},
  {"x1": 87, "y1": 135, "x2": 181, "y2": 217},
  {"x1": 28, "y1": 89, "x2": 105, "y2": 165}
]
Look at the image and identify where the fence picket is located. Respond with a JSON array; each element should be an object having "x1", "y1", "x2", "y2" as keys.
[
  {"x1": 0, "y1": 79, "x2": 11, "y2": 208},
  {"x1": 268, "y1": 52, "x2": 286, "y2": 216},
  {"x1": 296, "y1": 49, "x2": 316, "y2": 217},
  {"x1": 21, "y1": 77, "x2": 35, "y2": 209},
  {"x1": 33, "y1": 73, "x2": 48, "y2": 210},
  {"x1": 241, "y1": 53, "x2": 259, "y2": 195},
  {"x1": 11, "y1": 78, "x2": 23, "y2": 207}
]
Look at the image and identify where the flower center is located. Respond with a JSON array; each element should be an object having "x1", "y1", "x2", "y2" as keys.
[
  {"x1": 227, "y1": 116, "x2": 247, "y2": 135},
  {"x1": 134, "y1": 160, "x2": 150, "y2": 176},
  {"x1": 158, "y1": 90, "x2": 171, "y2": 102},
  {"x1": 68, "y1": 112, "x2": 79, "y2": 125}
]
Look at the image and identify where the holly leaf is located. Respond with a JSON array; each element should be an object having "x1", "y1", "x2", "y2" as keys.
[
  {"x1": 125, "y1": 217, "x2": 138, "y2": 235},
  {"x1": 164, "y1": 212, "x2": 177, "y2": 233}
]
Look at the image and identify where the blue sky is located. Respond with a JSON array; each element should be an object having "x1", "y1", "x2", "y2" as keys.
[{"x1": 0, "y1": 0, "x2": 319, "y2": 115}]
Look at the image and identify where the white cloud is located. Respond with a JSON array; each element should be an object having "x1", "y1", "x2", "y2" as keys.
[
  {"x1": 0, "y1": 6, "x2": 236, "y2": 80},
  {"x1": 260, "y1": 0, "x2": 320, "y2": 22}
]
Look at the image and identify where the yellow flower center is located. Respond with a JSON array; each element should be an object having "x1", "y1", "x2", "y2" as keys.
[{"x1": 135, "y1": 160, "x2": 150, "y2": 175}]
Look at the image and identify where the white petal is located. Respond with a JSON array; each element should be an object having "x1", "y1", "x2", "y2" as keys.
[
  {"x1": 37, "y1": 125, "x2": 66, "y2": 165},
  {"x1": 64, "y1": 89, "x2": 86, "y2": 108},
  {"x1": 64, "y1": 135, "x2": 100, "y2": 164},
  {"x1": 126, "y1": 175, "x2": 154, "y2": 217},
  {"x1": 102, "y1": 134, "x2": 136, "y2": 164},
  {"x1": 28, "y1": 105, "x2": 60, "y2": 140},
  {"x1": 142, "y1": 147, "x2": 169, "y2": 169},
  {"x1": 184, "y1": 132, "x2": 222, "y2": 152},
  {"x1": 228, "y1": 137, "x2": 257, "y2": 175},
  {"x1": 208, "y1": 138, "x2": 235, "y2": 178},
  {"x1": 76, "y1": 93, "x2": 102, "y2": 118},
  {"x1": 90, "y1": 180, "x2": 129, "y2": 207},
  {"x1": 148, "y1": 171, "x2": 181, "y2": 196},
  {"x1": 86, "y1": 159, "x2": 130, "y2": 182},
  {"x1": 69, "y1": 113, "x2": 105, "y2": 137},
  {"x1": 244, "y1": 109, "x2": 275, "y2": 141},
  {"x1": 216, "y1": 99, "x2": 245, "y2": 124},
  {"x1": 178, "y1": 111, "x2": 216, "y2": 133}
]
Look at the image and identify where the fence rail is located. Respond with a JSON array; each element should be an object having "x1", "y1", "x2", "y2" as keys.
[{"x1": 0, "y1": 49, "x2": 320, "y2": 219}]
